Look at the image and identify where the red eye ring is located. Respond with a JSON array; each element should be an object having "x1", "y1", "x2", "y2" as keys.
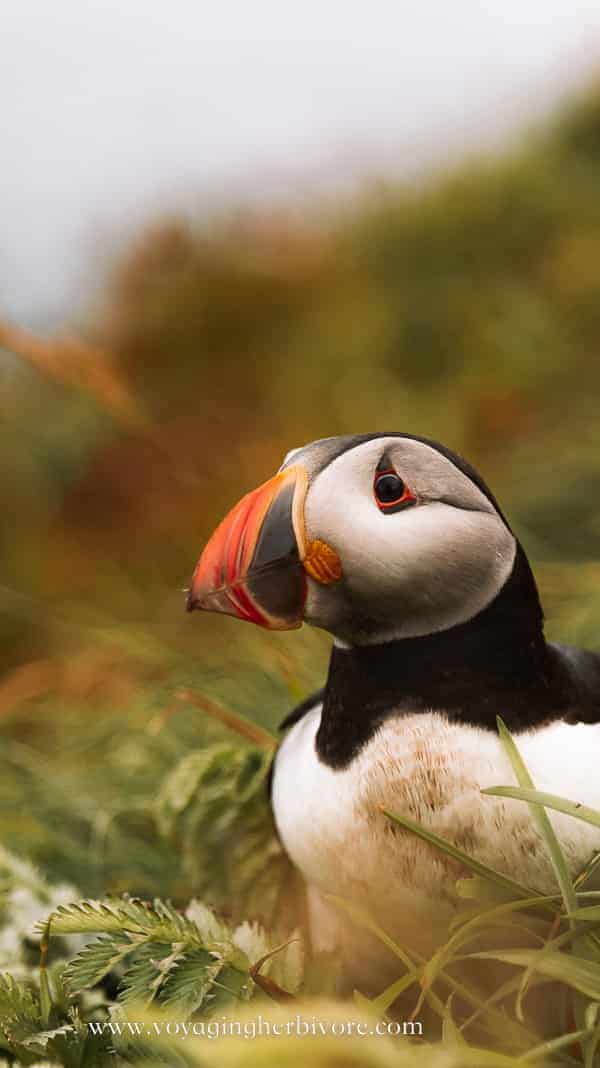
[{"x1": 373, "y1": 469, "x2": 416, "y2": 514}]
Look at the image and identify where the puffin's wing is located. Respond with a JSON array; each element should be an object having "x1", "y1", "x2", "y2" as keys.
[
  {"x1": 279, "y1": 687, "x2": 325, "y2": 731},
  {"x1": 551, "y1": 642, "x2": 600, "y2": 722}
]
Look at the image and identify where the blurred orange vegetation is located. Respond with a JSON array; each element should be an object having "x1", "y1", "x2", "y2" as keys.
[
  {"x1": 0, "y1": 318, "x2": 143, "y2": 427},
  {"x1": 2, "y1": 81, "x2": 600, "y2": 690}
]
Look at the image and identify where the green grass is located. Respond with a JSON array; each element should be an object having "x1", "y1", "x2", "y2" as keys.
[{"x1": 2, "y1": 652, "x2": 600, "y2": 1067}]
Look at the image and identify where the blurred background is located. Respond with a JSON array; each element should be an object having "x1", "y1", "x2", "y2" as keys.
[{"x1": 3, "y1": 0, "x2": 600, "y2": 910}]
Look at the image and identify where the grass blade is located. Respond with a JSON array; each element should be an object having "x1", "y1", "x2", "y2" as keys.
[
  {"x1": 575, "y1": 852, "x2": 600, "y2": 890},
  {"x1": 495, "y1": 717, "x2": 577, "y2": 918},
  {"x1": 482, "y1": 786, "x2": 600, "y2": 832},
  {"x1": 330, "y1": 894, "x2": 537, "y2": 1047},
  {"x1": 569, "y1": 906, "x2": 600, "y2": 921},
  {"x1": 382, "y1": 807, "x2": 535, "y2": 899},
  {"x1": 522, "y1": 1027, "x2": 594, "y2": 1062},
  {"x1": 466, "y1": 949, "x2": 600, "y2": 1000},
  {"x1": 423, "y1": 895, "x2": 557, "y2": 991}
]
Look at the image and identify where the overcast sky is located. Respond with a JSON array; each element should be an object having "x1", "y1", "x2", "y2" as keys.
[{"x1": 2, "y1": 1, "x2": 600, "y2": 327}]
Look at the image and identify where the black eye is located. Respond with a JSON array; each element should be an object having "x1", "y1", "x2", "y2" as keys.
[
  {"x1": 373, "y1": 469, "x2": 415, "y2": 513},
  {"x1": 375, "y1": 472, "x2": 405, "y2": 503}
]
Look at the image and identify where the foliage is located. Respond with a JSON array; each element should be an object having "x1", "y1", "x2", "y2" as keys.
[
  {"x1": 0, "y1": 670, "x2": 303, "y2": 916},
  {"x1": 2, "y1": 724, "x2": 600, "y2": 1064}
]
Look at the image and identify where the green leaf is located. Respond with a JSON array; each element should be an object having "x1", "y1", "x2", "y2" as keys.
[
  {"x1": 19, "y1": 1023, "x2": 76, "y2": 1052},
  {"x1": 0, "y1": 974, "x2": 41, "y2": 1053},
  {"x1": 38, "y1": 898, "x2": 152, "y2": 937},
  {"x1": 160, "y1": 948, "x2": 225, "y2": 1015},
  {"x1": 63, "y1": 934, "x2": 134, "y2": 994},
  {"x1": 202, "y1": 962, "x2": 253, "y2": 1017},
  {"x1": 119, "y1": 941, "x2": 182, "y2": 1005},
  {"x1": 155, "y1": 742, "x2": 287, "y2": 920},
  {"x1": 185, "y1": 899, "x2": 234, "y2": 946},
  {"x1": 39, "y1": 896, "x2": 198, "y2": 944},
  {"x1": 156, "y1": 744, "x2": 242, "y2": 835}
]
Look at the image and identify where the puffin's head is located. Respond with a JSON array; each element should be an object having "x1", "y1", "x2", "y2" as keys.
[{"x1": 186, "y1": 434, "x2": 517, "y2": 644}]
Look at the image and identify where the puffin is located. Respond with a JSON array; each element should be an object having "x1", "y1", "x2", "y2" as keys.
[{"x1": 186, "y1": 433, "x2": 600, "y2": 988}]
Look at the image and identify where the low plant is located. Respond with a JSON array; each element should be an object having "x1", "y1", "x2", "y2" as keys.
[{"x1": 2, "y1": 700, "x2": 600, "y2": 1066}]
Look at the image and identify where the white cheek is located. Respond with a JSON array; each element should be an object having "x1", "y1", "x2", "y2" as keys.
[
  {"x1": 331, "y1": 502, "x2": 511, "y2": 595},
  {"x1": 304, "y1": 493, "x2": 516, "y2": 639}
]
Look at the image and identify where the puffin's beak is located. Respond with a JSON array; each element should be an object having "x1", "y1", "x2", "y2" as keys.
[{"x1": 186, "y1": 466, "x2": 310, "y2": 630}]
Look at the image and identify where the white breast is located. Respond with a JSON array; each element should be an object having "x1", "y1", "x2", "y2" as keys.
[{"x1": 271, "y1": 707, "x2": 600, "y2": 978}]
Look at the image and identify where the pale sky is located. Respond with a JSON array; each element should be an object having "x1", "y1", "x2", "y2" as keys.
[{"x1": 2, "y1": 1, "x2": 599, "y2": 326}]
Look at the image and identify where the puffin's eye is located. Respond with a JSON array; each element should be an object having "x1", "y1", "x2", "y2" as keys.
[
  {"x1": 375, "y1": 472, "x2": 404, "y2": 503},
  {"x1": 373, "y1": 469, "x2": 415, "y2": 514}
]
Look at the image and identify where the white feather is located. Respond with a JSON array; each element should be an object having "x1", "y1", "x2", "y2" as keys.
[{"x1": 272, "y1": 706, "x2": 600, "y2": 984}]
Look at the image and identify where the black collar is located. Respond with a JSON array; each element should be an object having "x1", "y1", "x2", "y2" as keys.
[{"x1": 315, "y1": 544, "x2": 574, "y2": 768}]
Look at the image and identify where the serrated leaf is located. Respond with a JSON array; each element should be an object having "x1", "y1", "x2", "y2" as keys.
[
  {"x1": 156, "y1": 744, "x2": 239, "y2": 835},
  {"x1": 0, "y1": 974, "x2": 41, "y2": 1045},
  {"x1": 159, "y1": 949, "x2": 224, "y2": 1015},
  {"x1": 155, "y1": 741, "x2": 286, "y2": 920},
  {"x1": 63, "y1": 935, "x2": 133, "y2": 994},
  {"x1": 118, "y1": 942, "x2": 179, "y2": 1005},
  {"x1": 202, "y1": 962, "x2": 253, "y2": 1017},
  {"x1": 0, "y1": 972, "x2": 39, "y2": 1012},
  {"x1": 38, "y1": 899, "x2": 145, "y2": 936},
  {"x1": 185, "y1": 900, "x2": 233, "y2": 947},
  {"x1": 40, "y1": 896, "x2": 197, "y2": 946},
  {"x1": 231, "y1": 920, "x2": 269, "y2": 966},
  {"x1": 20, "y1": 1023, "x2": 75, "y2": 1050},
  {"x1": 156, "y1": 743, "x2": 270, "y2": 838}
]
